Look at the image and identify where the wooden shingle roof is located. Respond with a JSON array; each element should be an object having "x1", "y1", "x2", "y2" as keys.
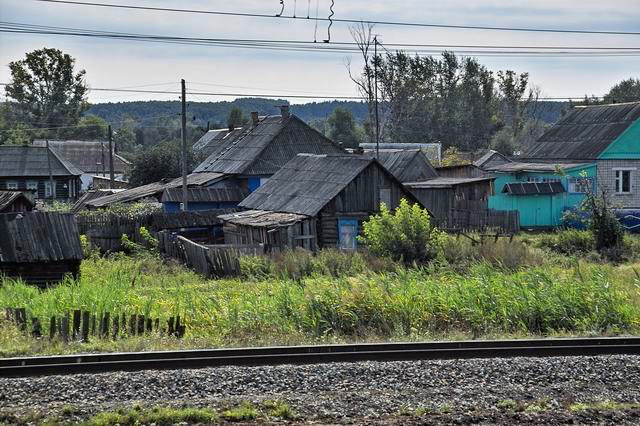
[
  {"x1": 522, "y1": 102, "x2": 640, "y2": 161},
  {"x1": 0, "y1": 191, "x2": 34, "y2": 211},
  {"x1": 373, "y1": 150, "x2": 438, "y2": 183}
]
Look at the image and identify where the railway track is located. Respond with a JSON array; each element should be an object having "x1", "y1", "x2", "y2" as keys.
[{"x1": 2, "y1": 337, "x2": 639, "y2": 378}]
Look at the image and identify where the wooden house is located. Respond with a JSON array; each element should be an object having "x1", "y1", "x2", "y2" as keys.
[
  {"x1": 193, "y1": 106, "x2": 345, "y2": 193},
  {"x1": 0, "y1": 145, "x2": 82, "y2": 202},
  {"x1": 0, "y1": 212, "x2": 83, "y2": 286},
  {"x1": 219, "y1": 153, "x2": 421, "y2": 251},
  {"x1": 33, "y1": 140, "x2": 131, "y2": 191},
  {"x1": 0, "y1": 191, "x2": 34, "y2": 213}
]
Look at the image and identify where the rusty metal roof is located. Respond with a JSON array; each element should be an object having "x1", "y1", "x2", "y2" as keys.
[{"x1": 521, "y1": 102, "x2": 640, "y2": 160}]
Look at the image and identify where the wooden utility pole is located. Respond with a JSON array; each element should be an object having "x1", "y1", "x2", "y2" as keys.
[
  {"x1": 181, "y1": 79, "x2": 188, "y2": 211},
  {"x1": 108, "y1": 125, "x2": 115, "y2": 189},
  {"x1": 374, "y1": 35, "x2": 380, "y2": 159}
]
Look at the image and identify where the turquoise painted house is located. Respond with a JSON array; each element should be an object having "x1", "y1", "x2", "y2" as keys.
[
  {"x1": 487, "y1": 101, "x2": 640, "y2": 228},
  {"x1": 487, "y1": 162, "x2": 595, "y2": 227}
]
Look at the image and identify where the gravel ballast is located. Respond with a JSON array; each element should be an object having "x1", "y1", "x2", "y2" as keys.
[{"x1": 2, "y1": 354, "x2": 640, "y2": 424}]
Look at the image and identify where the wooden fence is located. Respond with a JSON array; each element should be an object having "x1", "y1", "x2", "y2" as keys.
[
  {"x1": 158, "y1": 231, "x2": 263, "y2": 278},
  {"x1": 4, "y1": 307, "x2": 185, "y2": 342},
  {"x1": 76, "y1": 209, "x2": 236, "y2": 252},
  {"x1": 437, "y1": 209, "x2": 520, "y2": 234}
]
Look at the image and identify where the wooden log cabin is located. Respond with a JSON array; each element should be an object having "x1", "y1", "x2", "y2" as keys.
[
  {"x1": 0, "y1": 212, "x2": 83, "y2": 286},
  {"x1": 219, "y1": 154, "x2": 423, "y2": 251}
]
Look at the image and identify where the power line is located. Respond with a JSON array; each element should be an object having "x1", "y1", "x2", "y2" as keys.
[
  {"x1": 33, "y1": 0, "x2": 640, "y2": 36},
  {"x1": 3, "y1": 23, "x2": 640, "y2": 57}
]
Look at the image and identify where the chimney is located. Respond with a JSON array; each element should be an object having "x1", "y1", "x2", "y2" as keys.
[
  {"x1": 251, "y1": 111, "x2": 259, "y2": 127},
  {"x1": 280, "y1": 105, "x2": 290, "y2": 120}
]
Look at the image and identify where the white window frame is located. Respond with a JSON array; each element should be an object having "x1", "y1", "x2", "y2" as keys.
[
  {"x1": 26, "y1": 180, "x2": 38, "y2": 192},
  {"x1": 614, "y1": 168, "x2": 635, "y2": 195},
  {"x1": 6, "y1": 181, "x2": 18, "y2": 190},
  {"x1": 568, "y1": 177, "x2": 592, "y2": 194},
  {"x1": 44, "y1": 181, "x2": 53, "y2": 198}
]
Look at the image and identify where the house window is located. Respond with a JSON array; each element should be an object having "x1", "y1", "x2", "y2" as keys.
[
  {"x1": 379, "y1": 188, "x2": 391, "y2": 208},
  {"x1": 26, "y1": 181, "x2": 38, "y2": 192},
  {"x1": 44, "y1": 181, "x2": 53, "y2": 198},
  {"x1": 615, "y1": 170, "x2": 633, "y2": 194},
  {"x1": 6, "y1": 181, "x2": 18, "y2": 190},
  {"x1": 568, "y1": 177, "x2": 591, "y2": 194}
]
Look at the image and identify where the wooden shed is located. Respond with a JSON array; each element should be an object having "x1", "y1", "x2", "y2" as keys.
[
  {"x1": 220, "y1": 154, "x2": 421, "y2": 251},
  {"x1": 0, "y1": 212, "x2": 83, "y2": 286},
  {"x1": 0, "y1": 191, "x2": 34, "y2": 213}
]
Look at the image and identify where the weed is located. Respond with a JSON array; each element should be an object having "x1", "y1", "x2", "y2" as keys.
[
  {"x1": 569, "y1": 400, "x2": 640, "y2": 412},
  {"x1": 263, "y1": 400, "x2": 297, "y2": 420},
  {"x1": 89, "y1": 406, "x2": 218, "y2": 425},
  {"x1": 496, "y1": 399, "x2": 518, "y2": 411},
  {"x1": 222, "y1": 401, "x2": 259, "y2": 422}
]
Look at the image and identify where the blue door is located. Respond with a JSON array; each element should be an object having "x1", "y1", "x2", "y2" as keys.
[{"x1": 338, "y1": 218, "x2": 358, "y2": 250}]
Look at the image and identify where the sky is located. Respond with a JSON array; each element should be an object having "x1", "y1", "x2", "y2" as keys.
[{"x1": 1, "y1": 0, "x2": 639, "y2": 105}]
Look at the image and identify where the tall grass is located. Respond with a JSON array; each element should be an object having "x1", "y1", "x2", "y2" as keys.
[{"x1": 1, "y1": 251, "x2": 638, "y2": 356}]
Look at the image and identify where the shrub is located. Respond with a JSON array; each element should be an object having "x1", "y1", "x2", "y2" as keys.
[
  {"x1": 538, "y1": 230, "x2": 594, "y2": 255},
  {"x1": 359, "y1": 199, "x2": 445, "y2": 264}
]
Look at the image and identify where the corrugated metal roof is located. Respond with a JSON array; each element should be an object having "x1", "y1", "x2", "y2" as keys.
[
  {"x1": 239, "y1": 154, "x2": 376, "y2": 216},
  {"x1": 161, "y1": 187, "x2": 248, "y2": 203},
  {"x1": 192, "y1": 128, "x2": 245, "y2": 159},
  {"x1": 32, "y1": 140, "x2": 130, "y2": 173},
  {"x1": 372, "y1": 150, "x2": 438, "y2": 183},
  {"x1": 0, "y1": 212, "x2": 83, "y2": 262},
  {"x1": 85, "y1": 172, "x2": 227, "y2": 208},
  {"x1": 219, "y1": 209, "x2": 309, "y2": 227},
  {"x1": 473, "y1": 150, "x2": 511, "y2": 168},
  {"x1": 406, "y1": 176, "x2": 495, "y2": 189},
  {"x1": 485, "y1": 162, "x2": 589, "y2": 173},
  {"x1": 71, "y1": 189, "x2": 122, "y2": 213},
  {"x1": 360, "y1": 143, "x2": 441, "y2": 163},
  {"x1": 194, "y1": 115, "x2": 344, "y2": 175},
  {"x1": 502, "y1": 181, "x2": 565, "y2": 195},
  {"x1": 0, "y1": 145, "x2": 83, "y2": 177},
  {"x1": 0, "y1": 191, "x2": 34, "y2": 211},
  {"x1": 521, "y1": 102, "x2": 640, "y2": 160}
]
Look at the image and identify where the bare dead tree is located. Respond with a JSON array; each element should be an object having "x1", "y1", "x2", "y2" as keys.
[{"x1": 346, "y1": 22, "x2": 377, "y2": 143}]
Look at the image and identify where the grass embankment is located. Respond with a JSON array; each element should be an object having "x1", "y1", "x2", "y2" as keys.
[{"x1": 1, "y1": 235, "x2": 639, "y2": 357}]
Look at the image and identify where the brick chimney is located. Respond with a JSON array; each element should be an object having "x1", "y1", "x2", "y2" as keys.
[
  {"x1": 280, "y1": 105, "x2": 290, "y2": 120},
  {"x1": 251, "y1": 111, "x2": 259, "y2": 127}
]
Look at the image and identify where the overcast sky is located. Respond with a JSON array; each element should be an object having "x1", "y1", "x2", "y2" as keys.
[{"x1": 1, "y1": 0, "x2": 639, "y2": 105}]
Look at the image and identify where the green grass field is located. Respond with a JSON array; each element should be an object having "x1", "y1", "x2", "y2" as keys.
[{"x1": 1, "y1": 234, "x2": 639, "y2": 357}]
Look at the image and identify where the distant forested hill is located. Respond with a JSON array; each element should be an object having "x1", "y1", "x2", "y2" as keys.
[
  {"x1": 87, "y1": 98, "x2": 567, "y2": 128},
  {"x1": 87, "y1": 98, "x2": 371, "y2": 128}
]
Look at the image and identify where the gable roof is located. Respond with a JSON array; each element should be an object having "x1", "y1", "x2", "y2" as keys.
[
  {"x1": 194, "y1": 114, "x2": 344, "y2": 175},
  {"x1": 240, "y1": 154, "x2": 385, "y2": 216},
  {"x1": 0, "y1": 145, "x2": 83, "y2": 177},
  {"x1": 521, "y1": 102, "x2": 640, "y2": 160},
  {"x1": 473, "y1": 149, "x2": 511, "y2": 169},
  {"x1": 373, "y1": 150, "x2": 438, "y2": 183},
  {"x1": 32, "y1": 140, "x2": 131, "y2": 174},
  {"x1": 0, "y1": 191, "x2": 34, "y2": 212},
  {"x1": 85, "y1": 172, "x2": 226, "y2": 208},
  {"x1": 192, "y1": 128, "x2": 245, "y2": 159}
]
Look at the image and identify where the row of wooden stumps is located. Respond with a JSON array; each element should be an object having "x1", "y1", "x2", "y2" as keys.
[{"x1": 5, "y1": 308, "x2": 186, "y2": 342}]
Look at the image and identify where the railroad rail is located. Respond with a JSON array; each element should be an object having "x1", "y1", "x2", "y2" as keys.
[{"x1": 1, "y1": 337, "x2": 639, "y2": 378}]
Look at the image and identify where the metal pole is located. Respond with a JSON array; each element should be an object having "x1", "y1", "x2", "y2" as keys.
[
  {"x1": 181, "y1": 79, "x2": 188, "y2": 212},
  {"x1": 108, "y1": 125, "x2": 115, "y2": 189},
  {"x1": 374, "y1": 35, "x2": 380, "y2": 159}
]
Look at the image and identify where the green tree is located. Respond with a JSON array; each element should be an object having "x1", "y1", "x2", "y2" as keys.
[
  {"x1": 128, "y1": 141, "x2": 195, "y2": 186},
  {"x1": 227, "y1": 107, "x2": 247, "y2": 130},
  {"x1": 603, "y1": 78, "x2": 640, "y2": 104},
  {"x1": 496, "y1": 70, "x2": 530, "y2": 138},
  {"x1": 5, "y1": 48, "x2": 88, "y2": 129},
  {"x1": 359, "y1": 199, "x2": 444, "y2": 264},
  {"x1": 113, "y1": 117, "x2": 137, "y2": 154},
  {"x1": 65, "y1": 114, "x2": 108, "y2": 140},
  {"x1": 327, "y1": 107, "x2": 361, "y2": 148}
]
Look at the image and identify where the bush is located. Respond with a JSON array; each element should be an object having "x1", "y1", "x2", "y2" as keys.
[
  {"x1": 537, "y1": 230, "x2": 594, "y2": 255},
  {"x1": 359, "y1": 199, "x2": 445, "y2": 264}
]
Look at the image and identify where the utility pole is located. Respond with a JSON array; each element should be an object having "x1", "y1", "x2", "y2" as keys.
[
  {"x1": 181, "y1": 79, "x2": 188, "y2": 212},
  {"x1": 108, "y1": 125, "x2": 115, "y2": 189},
  {"x1": 374, "y1": 35, "x2": 380, "y2": 159}
]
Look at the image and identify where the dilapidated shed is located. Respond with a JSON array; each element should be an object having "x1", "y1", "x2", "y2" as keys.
[
  {"x1": 220, "y1": 154, "x2": 421, "y2": 251},
  {"x1": 0, "y1": 191, "x2": 34, "y2": 213},
  {"x1": 0, "y1": 212, "x2": 83, "y2": 286}
]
